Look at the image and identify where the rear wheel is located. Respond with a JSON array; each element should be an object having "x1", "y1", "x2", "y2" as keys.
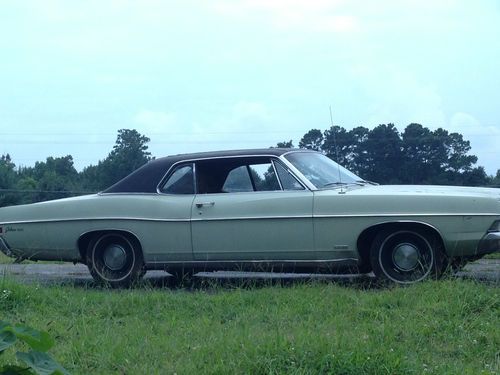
[
  {"x1": 370, "y1": 229, "x2": 444, "y2": 284},
  {"x1": 87, "y1": 232, "x2": 144, "y2": 288}
]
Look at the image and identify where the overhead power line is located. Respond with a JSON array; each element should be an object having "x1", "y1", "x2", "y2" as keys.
[{"x1": 0, "y1": 130, "x2": 308, "y2": 137}]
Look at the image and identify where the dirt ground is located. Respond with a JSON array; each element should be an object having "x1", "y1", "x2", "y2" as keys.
[{"x1": 1, "y1": 258, "x2": 498, "y2": 286}]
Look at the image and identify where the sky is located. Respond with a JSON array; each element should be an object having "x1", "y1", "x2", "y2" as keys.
[{"x1": 1, "y1": 0, "x2": 499, "y2": 174}]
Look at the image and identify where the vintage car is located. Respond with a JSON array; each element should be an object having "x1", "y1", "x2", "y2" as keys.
[{"x1": 0, "y1": 148, "x2": 499, "y2": 286}]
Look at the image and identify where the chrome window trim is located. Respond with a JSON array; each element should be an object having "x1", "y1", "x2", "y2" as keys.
[
  {"x1": 156, "y1": 162, "x2": 196, "y2": 196},
  {"x1": 191, "y1": 190, "x2": 311, "y2": 199},
  {"x1": 272, "y1": 159, "x2": 307, "y2": 191},
  {"x1": 98, "y1": 192, "x2": 159, "y2": 196},
  {"x1": 193, "y1": 161, "x2": 198, "y2": 194},
  {"x1": 280, "y1": 150, "x2": 366, "y2": 191},
  {"x1": 101, "y1": 150, "x2": 321, "y2": 196},
  {"x1": 156, "y1": 154, "x2": 314, "y2": 195},
  {"x1": 270, "y1": 160, "x2": 283, "y2": 190},
  {"x1": 245, "y1": 160, "x2": 282, "y2": 192},
  {"x1": 278, "y1": 154, "x2": 317, "y2": 190},
  {"x1": 281, "y1": 149, "x2": 313, "y2": 157}
]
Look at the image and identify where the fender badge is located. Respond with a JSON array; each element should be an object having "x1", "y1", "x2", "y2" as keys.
[{"x1": 5, "y1": 227, "x2": 24, "y2": 233}]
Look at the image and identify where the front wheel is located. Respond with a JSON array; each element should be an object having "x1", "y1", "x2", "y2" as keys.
[
  {"x1": 87, "y1": 232, "x2": 145, "y2": 288},
  {"x1": 370, "y1": 229, "x2": 444, "y2": 284}
]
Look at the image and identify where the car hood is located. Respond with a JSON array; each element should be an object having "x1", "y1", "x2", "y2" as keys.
[
  {"x1": 314, "y1": 184, "x2": 500, "y2": 216},
  {"x1": 349, "y1": 184, "x2": 500, "y2": 199}
]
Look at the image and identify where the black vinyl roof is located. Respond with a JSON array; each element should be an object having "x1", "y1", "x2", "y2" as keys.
[{"x1": 102, "y1": 148, "x2": 301, "y2": 194}]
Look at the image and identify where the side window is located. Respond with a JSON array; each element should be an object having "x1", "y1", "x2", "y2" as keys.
[
  {"x1": 249, "y1": 163, "x2": 280, "y2": 191},
  {"x1": 223, "y1": 166, "x2": 253, "y2": 192},
  {"x1": 160, "y1": 164, "x2": 194, "y2": 194},
  {"x1": 274, "y1": 161, "x2": 304, "y2": 190},
  {"x1": 222, "y1": 162, "x2": 282, "y2": 192},
  {"x1": 197, "y1": 157, "x2": 284, "y2": 194}
]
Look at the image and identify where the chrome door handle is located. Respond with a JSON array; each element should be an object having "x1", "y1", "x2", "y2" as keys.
[{"x1": 196, "y1": 202, "x2": 215, "y2": 208}]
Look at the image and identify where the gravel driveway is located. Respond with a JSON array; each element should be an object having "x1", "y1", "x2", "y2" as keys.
[{"x1": 1, "y1": 259, "x2": 498, "y2": 286}]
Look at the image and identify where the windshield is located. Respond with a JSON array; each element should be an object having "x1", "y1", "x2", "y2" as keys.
[{"x1": 284, "y1": 152, "x2": 362, "y2": 189}]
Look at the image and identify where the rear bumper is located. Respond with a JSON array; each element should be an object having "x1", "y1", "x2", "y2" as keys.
[
  {"x1": 0, "y1": 237, "x2": 13, "y2": 257},
  {"x1": 477, "y1": 232, "x2": 500, "y2": 255}
]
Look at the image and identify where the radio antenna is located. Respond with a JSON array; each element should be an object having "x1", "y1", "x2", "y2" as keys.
[{"x1": 329, "y1": 106, "x2": 344, "y2": 193}]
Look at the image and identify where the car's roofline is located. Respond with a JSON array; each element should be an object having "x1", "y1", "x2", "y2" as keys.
[{"x1": 102, "y1": 148, "x2": 317, "y2": 194}]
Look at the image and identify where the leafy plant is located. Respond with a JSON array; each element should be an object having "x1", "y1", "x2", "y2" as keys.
[{"x1": 0, "y1": 320, "x2": 69, "y2": 375}]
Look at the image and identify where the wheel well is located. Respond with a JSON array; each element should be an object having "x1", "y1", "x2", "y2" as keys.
[
  {"x1": 356, "y1": 222, "x2": 446, "y2": 270},
  {"x1": 77, "y1": 230, "x2": 142, "y2": 262}
]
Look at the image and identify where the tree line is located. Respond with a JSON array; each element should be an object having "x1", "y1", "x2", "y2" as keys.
[
  {"x1": 1, "y1": 124, "x2": 499, "y2": 207},
  {"x1": 280, "y1": 123, "x2": 499, "y2": 186},
  {"x1": 0, "y1": 129, "x2": 151, "y2": 207}
]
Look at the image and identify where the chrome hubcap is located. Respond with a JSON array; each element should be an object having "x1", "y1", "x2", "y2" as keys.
[
  {"x1": 392, "y1": 243, "x2": 419, "y2": 271},
  {"x1": 103, "y1": 245, "x2": 127, "y2": 271}
]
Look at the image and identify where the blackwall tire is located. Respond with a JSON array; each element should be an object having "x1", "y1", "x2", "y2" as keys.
[{"x1": 86, "y1": 232, "x2": 145, "y2": 288}]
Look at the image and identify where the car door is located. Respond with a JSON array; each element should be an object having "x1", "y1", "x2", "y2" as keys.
[
  {"x1": 148, "y1": 163, "x2": 195, "y2": 262},
  {"x1": 191, "y1": 157, "x2": 314, "y2": 261}
]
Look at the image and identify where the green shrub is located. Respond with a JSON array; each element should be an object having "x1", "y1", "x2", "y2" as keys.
[{"x1": 0, "y1": 320, "x2": 69, "y2": 375}]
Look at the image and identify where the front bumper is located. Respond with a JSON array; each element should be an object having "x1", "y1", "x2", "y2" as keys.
[
  {"x1": 0, "y1": 237, "x2": 13, "y2": 257},
  {"x1": 477, "y1": 231, "x2": 500, "y2": 255}
]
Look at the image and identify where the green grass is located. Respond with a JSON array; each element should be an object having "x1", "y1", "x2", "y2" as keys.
[
  {"x1": 0, "y1": 278, "x2": 498, "y2": 375},
  {"x1": 0, "y1": 251, "x2": 12, "y2": 263},
  {"x1": 485, "y1": 252, "x2": 500, "y2": 259}
]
